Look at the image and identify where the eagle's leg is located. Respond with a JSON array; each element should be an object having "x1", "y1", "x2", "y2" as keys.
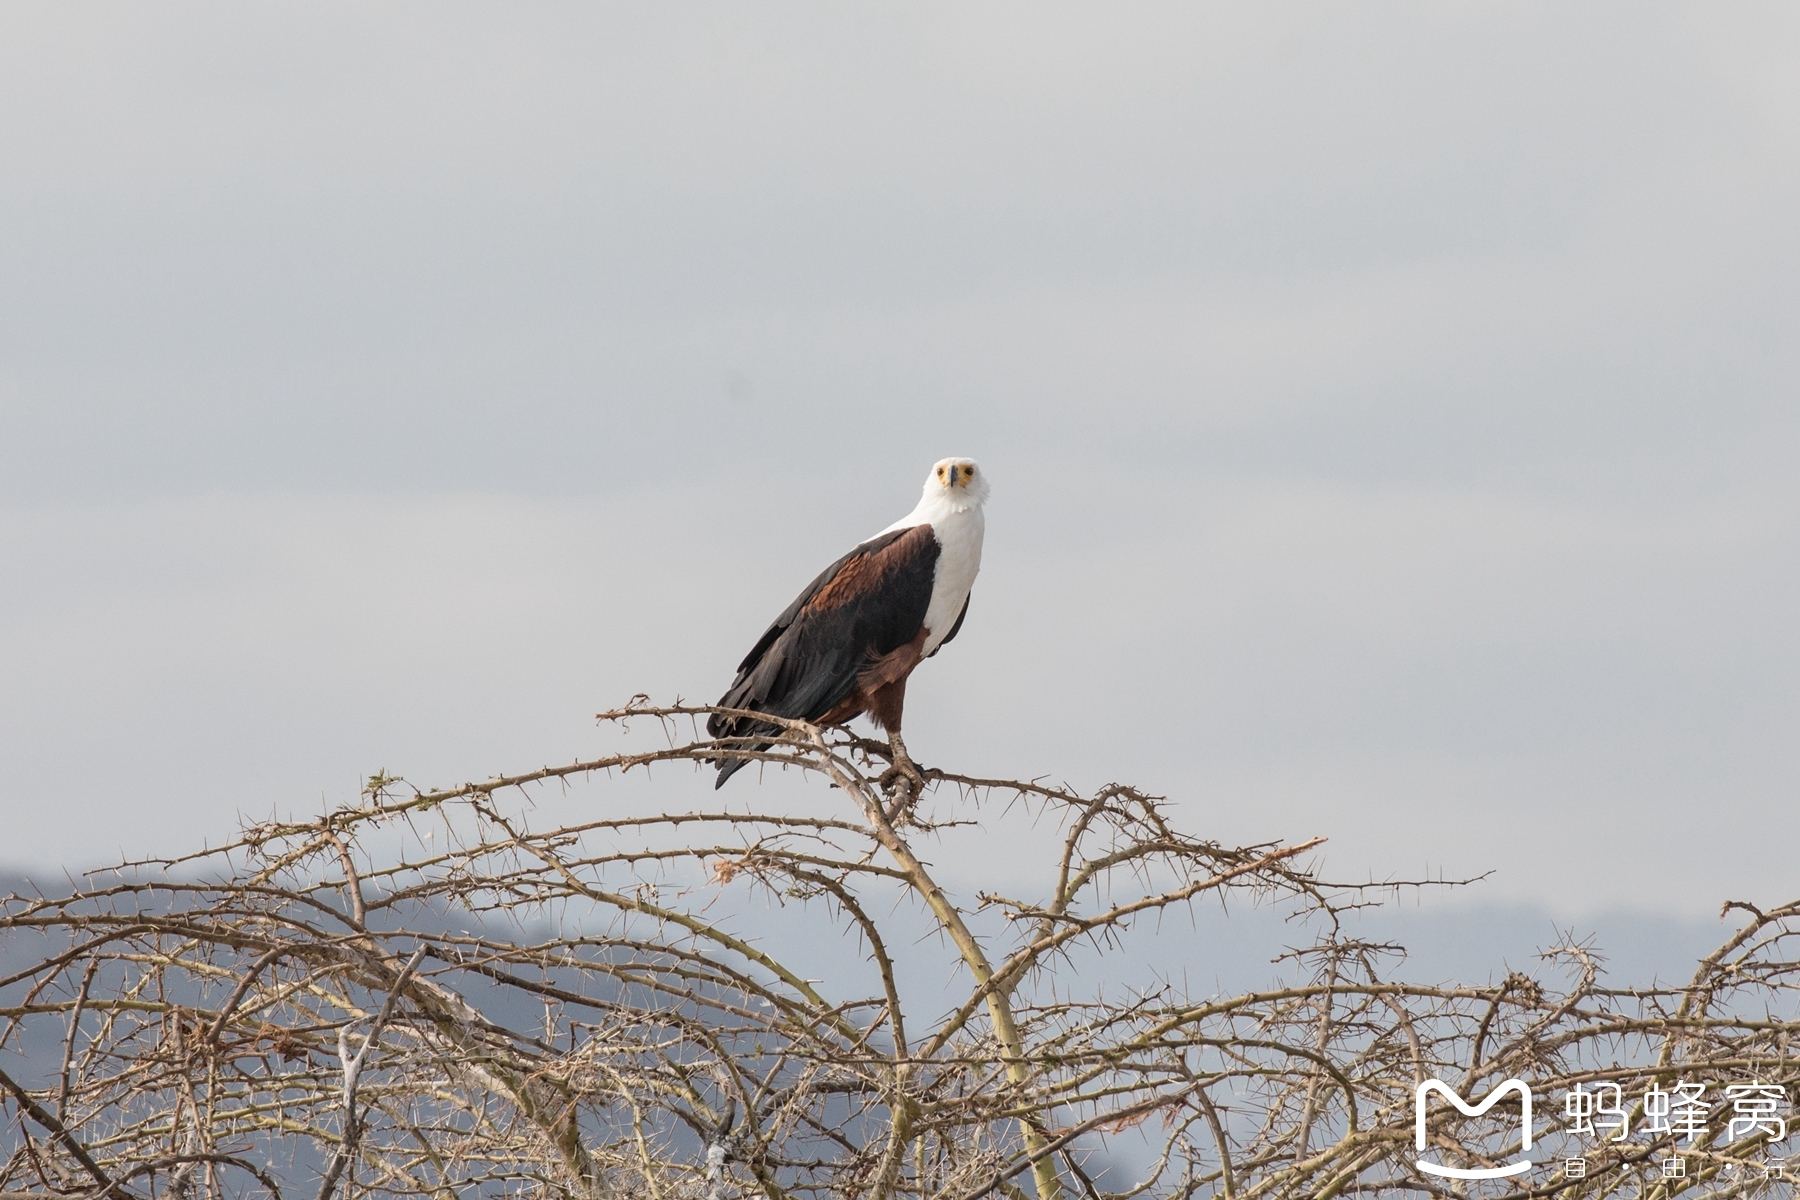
[
  {"x1": 868, "y1": 726, "x2": 925, "y2": 794},
  {"x1": 868, "y1": 677, "x2": 925, "y2": 804},
  {"x1": 886, "y1": 729, "x2": 923, "y2": 786},
  {"x1": 877, "y1": 729, "x2": 926, "y2": 824},
  {"x1": 867, "y1": 676, "x2": 928, "y2": 788}
]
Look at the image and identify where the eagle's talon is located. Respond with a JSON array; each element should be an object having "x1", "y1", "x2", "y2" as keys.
[
  {"x1": 886, "y1": 733, "x2": 924, "y2": 784},
  {"x1": 873, "y1": 731, "x2": 926, "y2": 822}
]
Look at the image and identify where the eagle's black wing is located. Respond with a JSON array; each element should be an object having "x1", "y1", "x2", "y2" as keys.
[{"x1": 709, "y1": 525, "x2": 939, "y2": 787}]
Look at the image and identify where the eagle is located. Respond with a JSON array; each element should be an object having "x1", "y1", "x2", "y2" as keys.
[{"x1": 708, "y1": 457, "x2": 988, "y2": 788}]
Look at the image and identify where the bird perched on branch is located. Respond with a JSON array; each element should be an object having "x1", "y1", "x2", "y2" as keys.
[{"x1": 709, "y1": 457, "x2": 988, "y2": 788}]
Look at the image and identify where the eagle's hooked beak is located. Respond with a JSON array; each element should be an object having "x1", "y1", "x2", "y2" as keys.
[{"x1": 946, "y1": 464, "x2": 962, "y2": 487}]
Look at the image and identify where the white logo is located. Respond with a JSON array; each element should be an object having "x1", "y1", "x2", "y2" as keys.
[{"x1": 1415, "y1": 1079, "x2": 1534, "y2": 1179}]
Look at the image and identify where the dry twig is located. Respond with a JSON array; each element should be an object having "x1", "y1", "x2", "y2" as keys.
[{"x1": 2, "y1": 705, "x2": 1796, "y2": 1200}]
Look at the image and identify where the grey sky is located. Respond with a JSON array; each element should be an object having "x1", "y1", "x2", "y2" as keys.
[{"x1": 1, "y1": 4, "x2": 1795, "y2": 916}]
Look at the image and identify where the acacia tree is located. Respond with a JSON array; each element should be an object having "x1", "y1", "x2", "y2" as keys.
[{"x1": 4, "y1": 700, "x2": 1800, "y2": 1200}]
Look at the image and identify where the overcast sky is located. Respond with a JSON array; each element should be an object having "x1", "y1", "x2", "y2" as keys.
[{"x1": 1, "y1": 3, "x2": 1795, "y2": 919}]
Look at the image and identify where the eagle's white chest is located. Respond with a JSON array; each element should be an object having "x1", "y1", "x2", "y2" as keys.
[{"x1": 921, "y1": 507, "x2": 983, "y2": 657}]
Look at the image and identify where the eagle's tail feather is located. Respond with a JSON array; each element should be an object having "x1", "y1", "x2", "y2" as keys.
[{"x1": 710, "y1": 718, "x2": 780, "y2": 789}]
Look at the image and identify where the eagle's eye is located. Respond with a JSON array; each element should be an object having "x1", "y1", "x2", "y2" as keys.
[
  {"x1": 963, "y1": 465, "x2": 974, "y2": 477},
  {"x1": 937, "y1": 468, "x2": 946, "y2": 480}
]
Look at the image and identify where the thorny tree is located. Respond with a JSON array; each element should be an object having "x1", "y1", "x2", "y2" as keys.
[{"x1": 4, "y1": 700, "x2": 1800, "y2": 1200}]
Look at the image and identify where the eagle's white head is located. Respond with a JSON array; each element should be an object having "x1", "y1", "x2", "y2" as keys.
[{"x1": 925, "y1": 457, "x2": 989, "y2": 513}]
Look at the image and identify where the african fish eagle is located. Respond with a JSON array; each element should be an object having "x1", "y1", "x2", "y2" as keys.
[{"x1": 708, "y1": 457, "x2": 988, "y2": 788}]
